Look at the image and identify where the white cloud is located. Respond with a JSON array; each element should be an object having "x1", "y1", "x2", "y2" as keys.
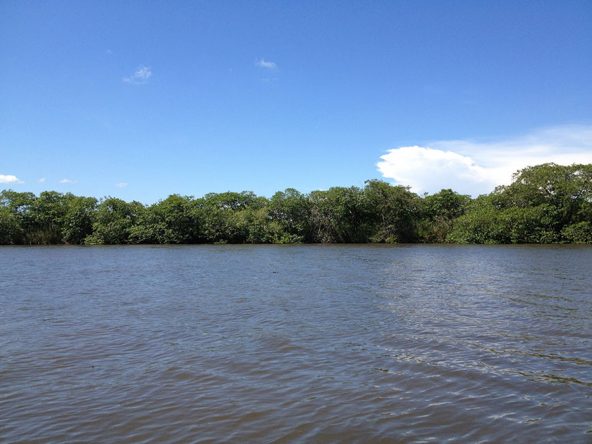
[
  {"x1": 123, "y1": 65, "x2": 152, "y2": 84},
  {"x1": 377, "y1": 124, "x2": 592, "y2": 196},
  {"x1": 38, "y1": 177, "x2": 46, "y2": 183},
  {"x1": 59, "y1": 178, "x2": 77, "y2": 184},
  {"x1": 377, "y1": 146, "x2": 490, "y2": 196},
  {"x1": 116, "y1": 182, "x2": 128, "y2": 188},
  {"x1": 255, "y1": 58, "x2": 277, "y2": 70},
  {"x1": 0, "y1": 174, "x2": 22, "y2": 184}
]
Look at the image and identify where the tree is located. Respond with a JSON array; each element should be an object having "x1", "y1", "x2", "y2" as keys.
[
  {"x1": 0, "y1": 206, "x2": 23, "y2": 244},
  {"x1": 61, "y1": 195, "x2": 97, "y2": 244},
  {"x1": 269, "y1": 188, "x2": 311, "y2": 242},
  {"x1": 26, "y1": 191, "x2": 70, "y2": 244},
  {"x1": 364, "y1": 180, "x2": 421, "y2": 243},
  {"x1": 447, "y1": 195, "x2": 509, "y2": 244},
  {"x1": 197, "y1": 192, "x2": 268, "y2": 243},
  {"x1": 85, "y1": 197, "x2": 144, "y2": 244},
  {"x1": 419, "y1": 189, "x2": 471, "y2": 242},
  {"x1": 0, "y1": 190, "x2": 36, "y2": 244},
  {"x1": 562, "y1": 222, "x2": 592, "y2": 243},
  {"x1": 487, "y1": 163, "x2": 592, "y2": 242},
  {"x1": 131, "y1": 194, "x2": 200, "y2": 244},
  {"x1": 308, "y1": 187, "x2": 372, "y2": 243},
  {"x1": 1, "y1": 163, "x2": 590, "y2": 245}
]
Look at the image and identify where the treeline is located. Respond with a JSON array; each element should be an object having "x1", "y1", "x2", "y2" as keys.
[{"x1": 1, "y1": 163, "x2": 591, "y2": 245}]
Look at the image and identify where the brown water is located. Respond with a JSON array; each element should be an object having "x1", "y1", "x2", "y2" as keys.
[{"x1": 1, "y1": 245, "x2": 591, "y2": 442}]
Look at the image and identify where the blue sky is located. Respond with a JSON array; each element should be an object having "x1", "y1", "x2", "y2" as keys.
[{"x1": 1, "y1": 0, "x2": 591, "y2": 201}]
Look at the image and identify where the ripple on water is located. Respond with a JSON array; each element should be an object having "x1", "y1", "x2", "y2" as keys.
[{"x1": 1, "y1": 245, "x2": 591, "y2": 442}]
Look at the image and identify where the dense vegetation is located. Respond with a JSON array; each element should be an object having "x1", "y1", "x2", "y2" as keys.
[{"x1": 1, "y1": 164, "x2": 591, "y2": 245}]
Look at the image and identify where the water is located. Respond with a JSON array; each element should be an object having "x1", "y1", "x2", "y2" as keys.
[{"x1": 1, "y1": 245, "x2": 591, "y2": 443}]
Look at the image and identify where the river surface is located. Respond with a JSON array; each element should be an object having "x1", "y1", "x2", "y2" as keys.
[{"x1": 1, "y1": 245, "x2": 591, "y2": 443}]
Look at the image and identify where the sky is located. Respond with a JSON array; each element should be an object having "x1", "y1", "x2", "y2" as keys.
[{"x1": 1, "y1": 0, "x2": 591, "y2": 202}]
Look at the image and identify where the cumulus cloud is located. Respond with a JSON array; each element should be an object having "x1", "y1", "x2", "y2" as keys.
[
  {"x1": 123, "y1": 65, "x2": 152, "y2": 84},
  {"x1": 38, "y1": 177, "x2": 46, "y2": 183},
  {"x1": 59, "y1": 178, "x2": 77, "y2": 184},
  {"x1": 377, "y1": 147, "x2": 490, "y2": 195},
  {"x1": 115, "y1": 182, "x2": 128, "y2": 188},
  {"x1": 255, "y1": 58, "x2": 277, "y2": 70},
  {"x1": 377, "y1": 124, "x2": 592, "y2": 196},
  {"x1": 0, "y1": 174, "x2": 22, "y2": 184}
]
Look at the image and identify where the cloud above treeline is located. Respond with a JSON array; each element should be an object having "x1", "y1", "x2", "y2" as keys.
[
  {"x1": 0, "y1": 174, "x2": 22, "y2": 184},
  {"x1": 377, "y1": 124, "x2": 592, "y2": 196}
]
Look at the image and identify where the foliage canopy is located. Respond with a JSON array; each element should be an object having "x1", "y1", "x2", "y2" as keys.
[{"x1": 1, "y1": 164, "x2": 590, "y2": 245}]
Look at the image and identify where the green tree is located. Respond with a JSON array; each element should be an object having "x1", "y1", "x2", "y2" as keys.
[
  {"x1": 0, "y1": 190, "x2": 36, "y2": 243},
  {"x1": 495, "y1": 163, "x2": 592, "y2": 239},
  {"x1": 2, "y1": 163, "x2": 590, "y2": 246},
  {"x1": 85, "y1": 197, "x2": 144, "y2": 245},
  {"x1": 448, "y1": 195, "x2": 508, "y2": 244},
  {"x1": 131, "y1": 194, "x2": 200, "y2": 244},
  {"x1": 364, "y1": 180, "x2": 421, "y2": 243},
  {"x1": 562, "y1": 222, "x2": 592, "y2": 243},
  {"x1": 269, "y1": 188, "x2": 311, "y2": 242},
  {"x1": 61, "y1": 195, "x2": 97, "y2": 244},
  {"x1": 419, "y1": 189, "x2": 471, "y2": 242},
  {"x1": 309, "y1": 187, "x2": 372, "y2": 243},
  {"x1": 26, "y1": 191, "x2": 70, "y2": 244},
  {"x1": 0, "y1": 206, "x2": 23, "y2": 244},
  {"x1": 449, "y1": 194, "x2": 559, "y2": 244},
  {"x1": 233, "y1": 206, "x2": 284, "y2": 243},
  {"x1": 198, "y1": 192, "x2": 268, "y2": 243}
]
